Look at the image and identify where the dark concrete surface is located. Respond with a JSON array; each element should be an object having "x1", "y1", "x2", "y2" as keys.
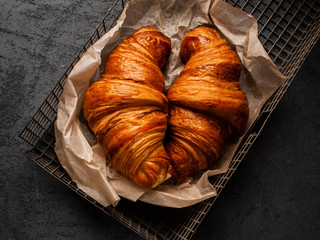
[{"x1": 1, "y1": 1, "x2": 319, "y2": 239}]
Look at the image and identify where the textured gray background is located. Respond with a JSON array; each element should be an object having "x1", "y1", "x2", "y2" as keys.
[{"x1": 1, "y1": 0, "x2": 319, "y2": 239}]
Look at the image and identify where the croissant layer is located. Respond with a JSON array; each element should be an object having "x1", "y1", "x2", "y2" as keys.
[
  {"x1": 167, "y1": 27, "x2": 249, "y2": 182},
  {"x1": 83, "y1": 26, "x2": 172, "y2": 189}
]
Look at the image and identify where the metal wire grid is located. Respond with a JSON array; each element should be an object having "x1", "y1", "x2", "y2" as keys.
[{"x1": 19, "y1": 0, "x2": 319, "y2": 239}]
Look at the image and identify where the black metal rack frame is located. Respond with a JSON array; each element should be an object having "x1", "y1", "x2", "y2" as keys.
[{"x1": 20, "y1": 0, "x2": 320, "y2": 239}]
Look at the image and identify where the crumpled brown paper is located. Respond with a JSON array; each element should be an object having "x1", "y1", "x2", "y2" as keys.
[{"x1": 54, "y1": 0, "x2": 286, "y2": 208}]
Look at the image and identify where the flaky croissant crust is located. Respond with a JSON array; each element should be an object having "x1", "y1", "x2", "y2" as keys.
[
  {"x1": 83, "y1": 26, "x2": 172, "y2": 188},
  {"x1": 167, "y1": 27, "x2": 249, "y2": 182}
]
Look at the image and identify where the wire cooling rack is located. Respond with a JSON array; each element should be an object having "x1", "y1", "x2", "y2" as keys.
[{"x1": 20, "y1": 0, "x2": 320, "y2": 239}]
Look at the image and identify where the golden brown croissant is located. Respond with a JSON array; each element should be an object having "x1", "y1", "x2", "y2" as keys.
[
  {"x1": 167, "y1": 26, "x2": 249, "y2": 182},
  {"x1": 83, "y1": 26, "x2": 172, "y2": 188}
]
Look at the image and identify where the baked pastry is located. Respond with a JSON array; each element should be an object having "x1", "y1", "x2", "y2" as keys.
[
  {"x1": 83, "y1": 26, "x2": 172, "y2": 188},
  {"x1": 166, "y1": 27, "x2": 249, "y2": 182}
]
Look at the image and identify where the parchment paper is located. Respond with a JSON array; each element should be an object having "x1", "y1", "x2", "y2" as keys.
[{"x1": 54, "y1": 0, "x2": 286, "y2": 208}]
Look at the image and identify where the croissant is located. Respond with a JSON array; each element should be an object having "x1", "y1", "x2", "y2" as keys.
[
  {"x1": 166, "y1": 27, "x2": 249, "y2": 182},
  {"x1": 83, "y1": 26, "x2": 172, "y2": 188}
]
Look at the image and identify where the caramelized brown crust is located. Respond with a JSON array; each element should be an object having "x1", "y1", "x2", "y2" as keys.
[
  {"x1": 167, "y1": 27, "x2": 249, "y2": 182},
  {"x1": 83, "y1": 26, "x2": 172, "y2": 188}
]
